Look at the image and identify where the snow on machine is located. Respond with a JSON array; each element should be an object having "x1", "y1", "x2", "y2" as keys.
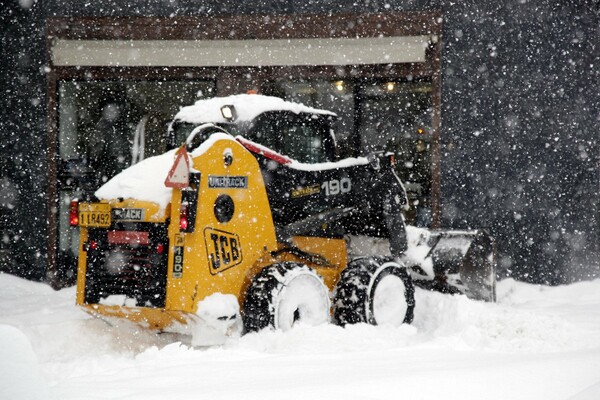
[{"x1": 73, "y1": 94, "x2": 496, "y2": 344}]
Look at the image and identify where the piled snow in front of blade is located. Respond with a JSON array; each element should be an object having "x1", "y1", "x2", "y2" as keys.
[{"x1": 413, "y1": 282, "x2": 594, "y2": 353}]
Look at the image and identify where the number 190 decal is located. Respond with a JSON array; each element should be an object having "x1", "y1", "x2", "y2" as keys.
[{"x1": 321, "y1": 178, "x2": 351, "y2": 196}]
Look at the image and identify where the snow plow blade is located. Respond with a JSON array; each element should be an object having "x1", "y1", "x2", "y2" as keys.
[{"x1": 407, "y1": 229, "x2": 497, "y2": 302}]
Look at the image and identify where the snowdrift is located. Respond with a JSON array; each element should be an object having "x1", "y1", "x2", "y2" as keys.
[{"x1": 1, "y1": 273, "x2": 599, "y2": 400}]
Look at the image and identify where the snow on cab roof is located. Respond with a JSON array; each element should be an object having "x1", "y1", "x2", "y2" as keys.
[{"x1": 174, "y1": 94, "x2": 336, "y2": 125}]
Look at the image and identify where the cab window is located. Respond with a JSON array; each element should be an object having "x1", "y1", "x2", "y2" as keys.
[{"x1": 248, "y1": 112, "x2": 335, "y2": 163}]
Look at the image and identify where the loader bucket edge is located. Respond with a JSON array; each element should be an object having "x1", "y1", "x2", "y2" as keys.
[{"x1": 428, "y1": 229, "x2": 497, "y2": 302}]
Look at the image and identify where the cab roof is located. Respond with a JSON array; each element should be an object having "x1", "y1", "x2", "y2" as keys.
[{"x1": 173, "y1": 94, "x2": 336, "y2": 125}]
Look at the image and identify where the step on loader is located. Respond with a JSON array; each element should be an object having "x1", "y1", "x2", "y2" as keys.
[{"x1": 73, "y1": 94, "x2": 496, "y2": 345}]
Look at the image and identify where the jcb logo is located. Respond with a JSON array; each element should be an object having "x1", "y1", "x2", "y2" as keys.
[{"x1": 204, "y1": 228, "x2": 243, "y2": 274}]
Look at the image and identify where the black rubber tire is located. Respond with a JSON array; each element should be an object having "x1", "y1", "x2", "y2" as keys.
[
  {"x1": 243, "y1": 262, "x2": 330, "y2": 332},
  {"x1": 333, "y1": 257, "x2": 415, "y2": 326}
]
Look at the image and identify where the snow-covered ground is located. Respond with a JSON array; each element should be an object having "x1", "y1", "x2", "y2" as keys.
[{"x1": 1, "y1": 273, "x2": 599, "y2": 400}]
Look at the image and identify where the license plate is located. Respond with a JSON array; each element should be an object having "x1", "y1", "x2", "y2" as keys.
[{"x1": 79, "y1": 203, "x2": 111, "y2": 227}]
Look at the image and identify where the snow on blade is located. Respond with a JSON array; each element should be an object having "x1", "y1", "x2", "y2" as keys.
[{"x1": 404, "y1": 225, "x2": 434, "y2": 278}]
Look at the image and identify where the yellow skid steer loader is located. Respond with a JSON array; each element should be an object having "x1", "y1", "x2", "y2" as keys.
[{"x1": 73, "y1": 95, "x2": 495, "y2": 344}]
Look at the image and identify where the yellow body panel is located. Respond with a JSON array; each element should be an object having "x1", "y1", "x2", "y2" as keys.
[
  {"x1": 75, "y1": 228, "x2": 89, "y2": 306},
  {"x1": 76, "y1": 136, "x2": 350, "y2": 331},
  {"x1": 291, "y1": 236, "x2": 348, "y2": 291},
  {"x1": 165, "y1": 138, "x2": 278, "y2": 315}
]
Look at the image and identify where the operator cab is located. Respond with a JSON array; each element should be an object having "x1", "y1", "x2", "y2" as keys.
[{"x1": 167, "y1": 94, "x2": 338, "y2": 163}]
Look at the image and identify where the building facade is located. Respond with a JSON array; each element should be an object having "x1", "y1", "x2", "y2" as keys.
[
  {"x1": 45, "y1": 12, "x2": 442, "y2": 285},
  {"x1": 1, "y1": 1, "x2": 598, "y2": 286}
]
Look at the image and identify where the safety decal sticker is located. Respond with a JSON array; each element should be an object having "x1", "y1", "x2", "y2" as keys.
[{"x1": 291, "y1": 184, "x2": 321, "y2": 198}]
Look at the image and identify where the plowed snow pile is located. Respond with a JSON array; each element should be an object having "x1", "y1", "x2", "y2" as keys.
[{"x1": 1, "y1": 273, "x2": 599, "y2": 400}]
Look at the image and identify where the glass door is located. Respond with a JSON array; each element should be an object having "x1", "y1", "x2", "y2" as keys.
[{"x1": 56, "y1": 80, "x2": 215, "y2": 282}]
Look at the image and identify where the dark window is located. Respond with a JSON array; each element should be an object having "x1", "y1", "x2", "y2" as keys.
[
  {"x1": 267, "y1": 78, "x2": 434, "y2": 226},
  {"x1": 248, "y1": 112, "x2": 335, "y2": 163},
  {"x1": 356, "y1": 81, "x2": 433, "y2": 227}
]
